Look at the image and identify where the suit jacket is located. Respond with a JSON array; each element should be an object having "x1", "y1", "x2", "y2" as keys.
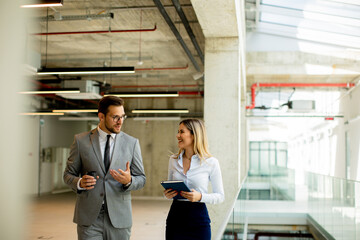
[{"x1": 63, "y1": 128, "x2": 146, "y2": 228}]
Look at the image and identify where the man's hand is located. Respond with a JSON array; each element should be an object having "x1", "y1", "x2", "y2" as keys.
[
  {"x1": 180, "y1": 189, "x2": 202, "y2": 202},
  {"x1": 80, "y1": 175, "x2": 98, "y2": 190},
  {"x1": 110, "y1": 161, "x2": 131, "y2": 185}
]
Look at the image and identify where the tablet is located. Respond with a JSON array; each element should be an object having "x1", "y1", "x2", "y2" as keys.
[{"x1": 160, "y1": 180, "x2": 191, "y2": 200}]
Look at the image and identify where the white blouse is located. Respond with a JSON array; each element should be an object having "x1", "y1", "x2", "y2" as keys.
[{"x1": 167, "y1": 151, "x2": 225, "y2": 204}]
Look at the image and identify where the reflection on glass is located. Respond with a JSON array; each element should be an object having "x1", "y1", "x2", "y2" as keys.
[{"x1": 222, "y1": 167, "x2": 360, "y2": 240}]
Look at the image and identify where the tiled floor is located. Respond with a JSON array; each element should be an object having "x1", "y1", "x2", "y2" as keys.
[{"x1": 26, "y1": 192, "x2": 172, "y2": 240}]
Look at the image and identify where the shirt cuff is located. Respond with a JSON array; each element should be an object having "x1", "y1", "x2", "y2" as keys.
[
  {"x1": 77, "y1": 178, "x2": 86, "y2": 190},
  {"x1": 124, "y1": 179, "x2": 132, "y2": 188}
]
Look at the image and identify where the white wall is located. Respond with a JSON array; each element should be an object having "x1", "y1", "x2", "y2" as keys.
[
  {"x1": 342, "y1": 85, "x2": 360, "y2": 181},
  {"x1": 23, "y1": 116, "x2": 40, "y2": 195},
  {"x1": 24, "y1": 115, "x2": 89, "y2": 195},
  {"x1": 287, "y1": 85, "x2": 360, "y2": 181}
]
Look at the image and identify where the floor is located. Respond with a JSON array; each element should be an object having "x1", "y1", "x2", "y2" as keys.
[{"x1": 26, "y1": 192, "x2": 172, "y2": 240}]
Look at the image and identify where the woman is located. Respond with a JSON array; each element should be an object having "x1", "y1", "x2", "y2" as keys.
[{"x1": 164, "y1": 119, "x2": 225, "y2": 240}]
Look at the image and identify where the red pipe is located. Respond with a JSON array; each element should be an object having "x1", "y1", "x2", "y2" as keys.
[
  {"x1": 31, "y1": 80, "x2": 57, "y2": 89},
  {"x1": 111, "y1": 84, "x2": 200, "y2": 89},
  {"x1": 179, "y1": 91, "x2": 203, "y2": 96},
  {"x1": 99, "y1": 91, "x2": 203, "y2": 97},
  {"x1": 136, "y1": 64, "x2": 188, "y2": 71},
  {"x1": 246, "y1": 82, "x2": 356, "y2": 109},
  {"x1": 33, "y1": 25, "x2": 157, "y2": 36}
]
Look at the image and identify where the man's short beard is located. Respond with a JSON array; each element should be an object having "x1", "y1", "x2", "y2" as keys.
[{"x1": 105, "y1": 122, "x2": 121, "y2": 133}]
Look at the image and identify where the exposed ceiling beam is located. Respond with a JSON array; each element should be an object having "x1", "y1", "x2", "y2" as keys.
[
  {"x1": 171, "y1": 0, "x2": 204, "y2": 64},
  {"x1": 153, "y1": 0, "x2": 201, "y2": 72}
]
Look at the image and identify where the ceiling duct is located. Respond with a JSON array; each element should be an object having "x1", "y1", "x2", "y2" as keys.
[
  {"x1": 57, "y1": 80, "x2": 102, "y2": 99},
  {"x1": 288, "y1": 100, "x2": 316, "y2": 112}
]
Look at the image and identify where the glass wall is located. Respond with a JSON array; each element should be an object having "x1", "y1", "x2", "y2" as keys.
[{"x1": 249, "y1": 141, "x2": 287, "y2": 176}]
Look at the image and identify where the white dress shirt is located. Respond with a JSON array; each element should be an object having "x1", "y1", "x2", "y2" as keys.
[
  {"x1": 97, "y1": 125, "x2": 116, "y2": 161},
  {"x1": 167, "y1": 151, "x2": 225, "y2": 204},
  {"x1": 77, "y1": 126, "x2": 116, "y2": 190}
]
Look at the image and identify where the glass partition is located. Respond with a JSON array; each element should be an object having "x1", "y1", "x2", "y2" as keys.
[{"x1": 223, "y1": 167, "x2": 360, "y2": 239}]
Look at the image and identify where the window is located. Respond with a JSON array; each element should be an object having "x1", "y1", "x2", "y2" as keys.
[{"x1": 249, "y1": 141, "x2": 288, "y2": 176}]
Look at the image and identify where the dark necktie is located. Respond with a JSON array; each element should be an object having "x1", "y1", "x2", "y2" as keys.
[{"x1": 104, "y1": 135, "x2": 111, "y2": 172}]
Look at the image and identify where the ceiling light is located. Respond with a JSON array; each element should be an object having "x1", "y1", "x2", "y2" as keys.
[
  {"x1": 105, "y1": 92, "x2": 179, "y2": 98},
  {"x1": 56, "y1": 92, "x2": 102, "y2": 100},
  {"x1": 131, "y1": 109, "x2": 189, "y2": 114},
  {"x1": 59, "y1": 117, "x2": 99, "y2": 121},
  {"x1": 20, "y1": 112, "x2": 64, "y2": 116},
  {"x1": 37, "y1": 67, "x2": 135, "y2": 75},
  {"x1": 19, "y1": 89, "x2": 80, "y2": 94},
  {"x1": 133, "y1": 117, "x2": 181, "y2": 121},
  {"x1": 53, "y1": 109, "x2": 98, "y2": 113},
  {"x1": 21, "y1": 0, "x2": 63, "y2": 8}
]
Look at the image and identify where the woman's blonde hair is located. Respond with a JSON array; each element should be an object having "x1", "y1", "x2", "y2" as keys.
[{"x1": 177, "y1": 118, "x2": 212, "y2": 162}]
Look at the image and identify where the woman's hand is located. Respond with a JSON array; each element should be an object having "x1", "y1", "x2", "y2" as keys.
[
  {"x1": 180, "y1": 189, "x2": 202, "y2": 202},
  {"x1": 164, "y1": 188, "x2": 178, "y2": 199}
]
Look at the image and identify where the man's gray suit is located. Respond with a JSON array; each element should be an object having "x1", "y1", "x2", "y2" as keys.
[{"x1": 63, "y1": 128, "x2": 146, "y2": 229}]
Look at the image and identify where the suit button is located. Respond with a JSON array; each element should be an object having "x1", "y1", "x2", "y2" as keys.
[{"x1": 100, "y1": 193, "x2": 104, "y2": 197}]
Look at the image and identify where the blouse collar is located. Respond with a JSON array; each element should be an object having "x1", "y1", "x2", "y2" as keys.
[{"x1": 177, "y1": 150, "x2": 201, "y2": 168}]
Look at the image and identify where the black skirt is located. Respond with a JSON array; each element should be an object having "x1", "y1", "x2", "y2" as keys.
[{"x1": 166, "y1": 200, "x2": 211, "y2": 240}]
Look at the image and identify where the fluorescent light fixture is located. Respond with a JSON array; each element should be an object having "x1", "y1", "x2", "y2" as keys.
[
  {"x1": 59, "y1": 117, "x2": 99, "y2": 121},
  {"x1": 53, "y1": 109, "x2": 98, "y2": 113},
  {"x1": 133, "y1": 117, "x2": 181, "y2": 121},
  {"x1": 56, "y1": 92, "x2": 102, "y2": 100},
  {"x1": 21, "y1": 0, "x2": 63, "y2": 8},
  {"x1": 132, "y1": 109, "x2": 189, "y2": 114},
  {"x1": 105, "y1": 92, "x2": 179, "y2": 98},
  {"x1": 20, "y1": 112, "x2": 64, "y2": 116},
  {"x1": 19, "y1": 89, "x2": 80, "y2": 94},
  {"x1": 37, "y1": 67, "x2": 135, "y2": 75}
]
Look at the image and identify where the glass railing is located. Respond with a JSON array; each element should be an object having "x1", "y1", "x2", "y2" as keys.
[
  {"x1": 306, "y1": 172, "x2": 359, "y2": 240},
  {"x1": 239, "y1": 166, "x2": 295, "y2": 201},
  {"x1": 222, "y1": 167, "x2": 360, "y2": 240}
]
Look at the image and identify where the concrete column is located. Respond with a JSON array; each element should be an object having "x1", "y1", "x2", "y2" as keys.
[
  {"x1": 0, "y1": 1, "x2": 28, "y2": 239},
  {"x1": 204, "y1": 36, "x2": 245, "y2": 239},
  {"x1": 191, "y1": 0, "x2": 247, "y2": 238}
]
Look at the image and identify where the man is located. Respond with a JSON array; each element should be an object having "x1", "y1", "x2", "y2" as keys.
[{"x1": 63, "y1": 96, "x2": 146, "y2": 240}]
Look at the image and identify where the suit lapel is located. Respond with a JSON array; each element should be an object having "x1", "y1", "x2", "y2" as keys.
[
  {"x1": 111, "y1": 131, "x2": 124, "y2": 169},
  {"x1": 90, "y1": 128, "x2": 106, "y2": 173}
]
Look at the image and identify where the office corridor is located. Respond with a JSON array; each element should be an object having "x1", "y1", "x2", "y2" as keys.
[{"x1": 26, "y1": 192, "x2": 172, "y2": 240}]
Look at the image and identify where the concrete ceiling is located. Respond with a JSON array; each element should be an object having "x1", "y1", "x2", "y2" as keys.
[
  {"x1": 26, "y1": 0, "x2": 360, "y2": 120},
  {"x1": 32, "y1": 0, "x2": 204, "y2": 84},
  {"x1": 28, "y1": 0, "x2": 207, "y2": 117}
]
